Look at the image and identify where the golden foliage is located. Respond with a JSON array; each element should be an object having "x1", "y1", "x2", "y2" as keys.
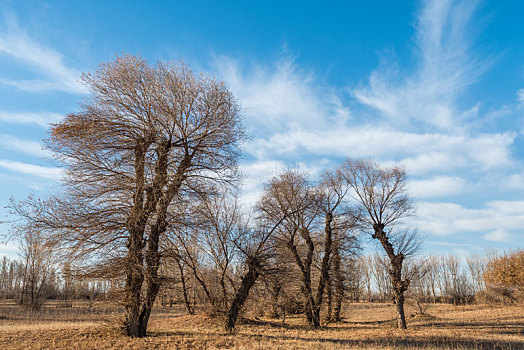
[{"x1": 484, "y1": 250, "x2": 524, "y2": 290}]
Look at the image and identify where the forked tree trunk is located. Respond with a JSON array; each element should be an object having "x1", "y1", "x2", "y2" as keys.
[
  {"x1": 287, "y1": 234, "x2": 317, "y2": 327},
  {"x1": 125, "y1": 141, "x2": 191, "y2": 338}
]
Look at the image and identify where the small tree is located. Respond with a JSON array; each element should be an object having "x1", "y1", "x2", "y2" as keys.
[
  {"x1": 484, "y1": 250, "x2": 524, "y2": 302},
  {"x1": 341, "y1": 159, "x2": 419, "y2": 329},
  {"x1": 18, "y1": 227, "x2": 57, "y2": 311}
]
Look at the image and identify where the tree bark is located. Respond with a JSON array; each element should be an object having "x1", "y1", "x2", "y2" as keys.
[
  {"x1": 176, "y1": 258, "x2": 194, "y2": 315},
  {"x1": 270, "y1": 285, "x2": 281, "y2": 318},
  {"x1": 225, "y1": 257, "x2": 261, "y2": 333},
  {"x1": 395, "y1": 293, "x2": 407, "y2": 329},
  {"x1": 326, "y1": 273, "x2": 332, "y2": 322},
  {"x1": 332, "y1": 230, "x2": 344, "y2": 321},
  {"x1": 312, "y1": 212, "x2": 334, "y2": 327},
  {"x1": 373, "y1": 223, "x2": 409, "y2": 330},
  {"x1": 287, "y1": 234, "x2": 318, "y2": 327}
]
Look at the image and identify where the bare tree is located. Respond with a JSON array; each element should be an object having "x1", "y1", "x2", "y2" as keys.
[
  {"x1": 168, "y1": 189, "x2": 289, "y2": 332},
  {"x1": 424, "y1": 256, "x2": 440, "y2": 302},
  {"x1": 315, "y1": 168, "x2": 356, "y2": 323},
  {"x1": 467, "y1": 254, "x2": 487, "y2": 295},
  {"x1": 9, "y1": 55, "x2": 244, "y2": 337},
  {"x1": 341, "y1": 159, "x2": 419, "y2": 329},
  {"x1": 18, "y1": 226, "x2": 57, "y2": 311},
  {"x1": 258, "y1": 169, "x2": 322, "y2": 327},
  {"x1": 358, "y1": 255, "x2": 373, "y2": 302},
  {"x1": 257, "y1": 168, "x2": 357, "y2": 327},
  {"x1": 169, "y1": 191, "x2": 246, "y2": 316},
  {"x1": 371, "y1": 254, "x2": 392, "y2": 302},
  {"x1": 439, "y1": 255, "x2": 474, "y2": 305}
]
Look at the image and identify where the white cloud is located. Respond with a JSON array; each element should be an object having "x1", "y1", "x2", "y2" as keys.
[
  {"x1": 208, "y1": 0, "x2": 521, "y2": 255},
  {"x1": 517, "y1": 89, "x2": 524, "y2": 105},
  {"x1": 245, "y1": 127, "x2": 514, "y2": 173},
  {"x1": 0, "y1": 133, "x2": 51, "y2": 158},
  {"x1": 0, "y1": 110, "x2": 62, "y2": 127},
  {"x1": 215, "y1": 56, "x2": 349, "y2": 134},
  {"x1": 413, "y1": 201, "x2": 524, "y2": 240},
  {"x1": 503, "y1": 172, "x2": 524, "y2": 190},
  {"x1": 482, "y1": 230, "x2": 512, "y2": 243},
  {"x1": 0, "y1": 15, "x2": 84, "y2": 93},
  {"x1": 409, "y1": 176, "x2": 465, "y2": 198},
  {"x1": 0, "y1": 159, "x2": 62, "y2": 180},
  {"x1": 353, "y1": 0, "x2": 489, "y2": 130},
  {"x1": 239, "y1": 160, "x2": 285, "y2": 207}
]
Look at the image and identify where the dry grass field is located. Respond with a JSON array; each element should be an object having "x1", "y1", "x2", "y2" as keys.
[{"x1": 0, "y1": 301, "x2": 523, "y2": 349}]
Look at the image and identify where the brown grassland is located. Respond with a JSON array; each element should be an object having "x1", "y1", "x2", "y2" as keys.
[{"x1": 0, "y1": 301, "x2": 523, "y2": 349}]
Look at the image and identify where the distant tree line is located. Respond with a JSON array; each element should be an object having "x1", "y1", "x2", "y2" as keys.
[{"x1": 1, "y1": 248, "x2": 521, "y2": 313}]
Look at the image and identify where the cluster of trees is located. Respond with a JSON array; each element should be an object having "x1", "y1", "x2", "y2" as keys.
[
  {"x1": 4, "y1": 55, "x2": 521, "y2": 338},
  {"x1": 0, "y1": 255, "x2": 110, "y2": 310},
  {"x1": 2, "y1": 247, "x2": 520, "y2": 314},
  {"x1": 355, "y1": 254, "x2": 485, "y2": 305},
  {"x1": 483, "y1": 250, "x2": 524, "y2": 302}
]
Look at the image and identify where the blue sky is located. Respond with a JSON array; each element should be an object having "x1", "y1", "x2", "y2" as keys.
[{"x1": 0, "y1": 0, "x2": 523, "y2": 257}]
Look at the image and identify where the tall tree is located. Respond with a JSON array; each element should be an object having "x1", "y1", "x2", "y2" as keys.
[
  {"x1": 10, "y1": 55, "x2": 244, "y2": 337},
  {"x1": 341, "y1": 159, "x2": 419, "y2": 329}
]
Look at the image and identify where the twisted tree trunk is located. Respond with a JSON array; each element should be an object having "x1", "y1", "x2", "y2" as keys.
[{"x1": 373, "y1": 223, "x2": 409, "y2": 330}]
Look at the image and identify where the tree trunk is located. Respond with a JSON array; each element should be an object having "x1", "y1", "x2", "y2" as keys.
[
  {"x1": 312, "y1": 212, "x2": 334, "y2": 327},
  {"x1": 125, "y1": 230, "x2": 145, "y2": 337},
  {"x1": 270, "y1": 285, "x2": 281, "y2": 318},
  {"x1": 373, "y1": 223, "x2": 409, "y2": 330},
  {"x1": 332, "y1": 228, "x2": 344, "y2": 322},
  {"x1": 125, "y1": 143, "x2": 191, "y2": 338},
  {"x1": 176, "y1": 258, "x2": 194, "y2": 315},
  {"x1": 395, "y1": 293, "x2": 407, "y2": 329},
  {"x1": 326, "y1": 273, "x2": 332, "y2": 322},
  {"x1": 287, "y1": 235, "x2": 317, "y2": 327},
  {"x1": 225, "y1": 258, "x2": 260, "y2": 333}
]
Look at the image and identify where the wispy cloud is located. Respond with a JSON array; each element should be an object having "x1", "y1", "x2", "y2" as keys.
[
  {"x1": 0, "y1": 110, "x2": 62, "y2": 127},
  {"x1": 0, "y1": 14, "x2": 84, "y2": 93},
  {"x1": 209, "y1": 0, "x2": 522, "y2": 248},
  {"x1": 0, "y1": 159, "x2": 62, "y2": 180},
  {"x1": 0, "y1": 134, "x2": 51, "y2": 158},
  {"x1": 215, "y1": 56, "x2": 349, "y2": 135},
  {"x1": 245, "y1": 127, "x2": 514, "y2": 173},
  {"x1": 353, "y1": 0, "x2": 490, "y2": 130}
]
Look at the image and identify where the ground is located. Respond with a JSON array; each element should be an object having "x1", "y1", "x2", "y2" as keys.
[{"x1": 0, "y1": 301, "x2": 523, "y2": 349}]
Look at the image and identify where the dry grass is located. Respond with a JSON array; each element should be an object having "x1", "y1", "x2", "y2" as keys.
[{"x1": 0, "y1": 301, "x2": 523, "y2": 349}]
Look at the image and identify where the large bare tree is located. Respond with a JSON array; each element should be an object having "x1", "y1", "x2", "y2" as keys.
[
  {"x1": 10, "y1": 55, "x2": 244, "y2": 337},
  {"x1": 341, "y1": 159, "x2": 418, "y2": 329}
]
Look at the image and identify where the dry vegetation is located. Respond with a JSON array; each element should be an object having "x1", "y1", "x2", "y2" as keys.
[{"x1": 0, "y1": 301, "x2": 523, "y2": 349}]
